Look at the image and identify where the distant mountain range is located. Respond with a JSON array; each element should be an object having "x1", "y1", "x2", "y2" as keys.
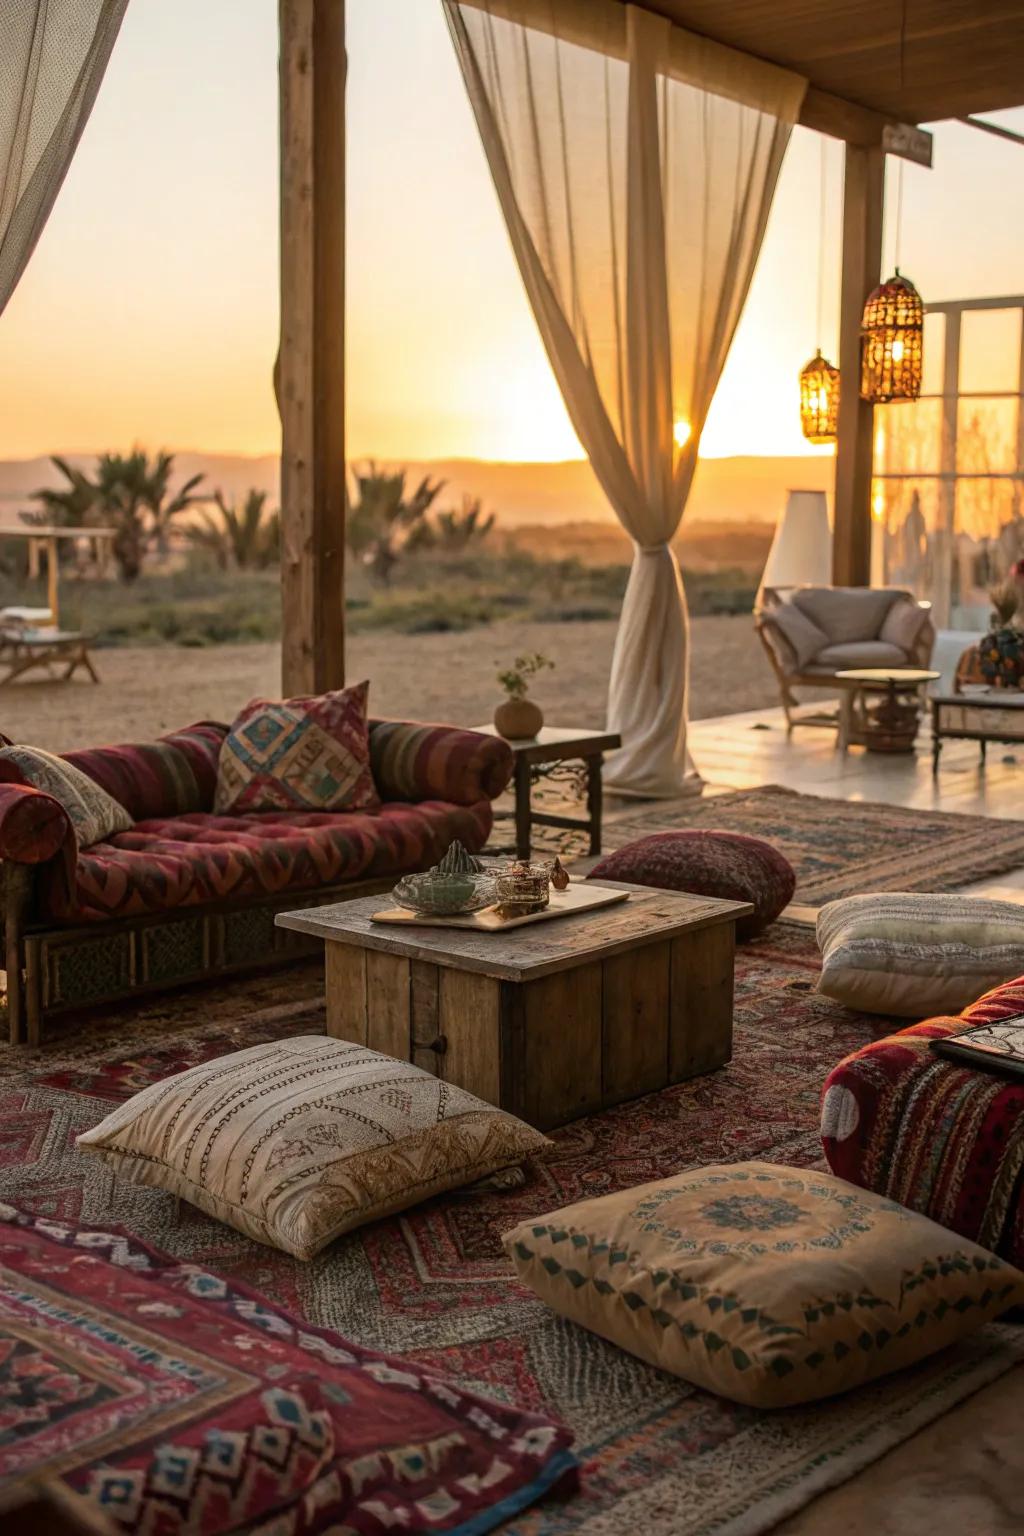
[{"x1": 0, "y1": 450, "x2": 833, "y2": 529}]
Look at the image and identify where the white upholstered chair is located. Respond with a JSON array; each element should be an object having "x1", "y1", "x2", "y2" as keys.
[{"x1": 755, "y1": 586, "x2": 935, "y2": 734}]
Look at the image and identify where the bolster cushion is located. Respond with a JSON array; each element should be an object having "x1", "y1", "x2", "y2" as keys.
[
  {"x1": 0, "y1": 781, "x2": 72, "y2": 865},
  {"x1": 368, "y1": 721, "x2": 514, "y2": 806},
  {"x1": 62, "y1": 722, "x2": 229, "y2": 820}
]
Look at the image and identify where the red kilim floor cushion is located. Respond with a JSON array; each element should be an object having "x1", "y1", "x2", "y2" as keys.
[
  {"x1": 588, "y1": 830, "x2": 795, "y2": 940},
  {"x1": 0, "y1": 1206, "x2": 576, "y2": 1534},
  {"x1": 821, "y1": 975, "x2": 1024, "y2": 1266}
]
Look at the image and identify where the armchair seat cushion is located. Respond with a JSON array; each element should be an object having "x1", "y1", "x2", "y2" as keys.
[
  {"x1": 51, "y1": 799, "x2": 493, "y2": 923},
  {"x1": 811, "y1": 640, "x2": 909, "y2": 670}
]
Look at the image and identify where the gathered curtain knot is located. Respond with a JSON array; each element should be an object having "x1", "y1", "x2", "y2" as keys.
[{"x1": 637, "y1": 541, "x2": 672, "y2": 556}]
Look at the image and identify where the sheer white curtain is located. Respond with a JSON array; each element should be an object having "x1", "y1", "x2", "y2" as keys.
[
  {"x1": 444, "y1": 0, "x2": 805, "y2": 795},
  {"x1": 1, "y1": 0, "x2": 128, "y2": 315}
]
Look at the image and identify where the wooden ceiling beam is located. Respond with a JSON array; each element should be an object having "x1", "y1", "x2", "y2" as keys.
[
  {"x1": 799, "y1": 85, "x2": 891, "y2": 144},
  {"x1": 457, "y1": 0, "x2": 922, "y2": 144}
]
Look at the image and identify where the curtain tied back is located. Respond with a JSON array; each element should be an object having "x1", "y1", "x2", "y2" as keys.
[{"x1": 444, "y1": 0, "x2": 805, "y2": 796}]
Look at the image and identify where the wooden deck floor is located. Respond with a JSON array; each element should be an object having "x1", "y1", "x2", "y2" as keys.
[{"x1": 602, "y1": 703, "x2": 1024, "y2": 911}]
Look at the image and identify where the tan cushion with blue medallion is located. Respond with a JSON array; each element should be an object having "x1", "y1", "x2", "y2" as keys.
[{"x1": 503, "y1": 1160, "x2": 1024, "y2": 1408}]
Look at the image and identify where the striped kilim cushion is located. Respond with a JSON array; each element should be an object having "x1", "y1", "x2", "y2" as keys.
[
  {"x1": 64, "y1": 722, "x2": 228, "y2": 819},
  {"x1": 822, "y1": 975, "x2": 1024, "y2": 1265},
  {"x1": 215, "y1": 680, "x2": 379, "y2": 814}
]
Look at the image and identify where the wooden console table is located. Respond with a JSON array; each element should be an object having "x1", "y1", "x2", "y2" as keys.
[
  {"x1": 277, "y1": 881, "x2": 751, "y2": 1130},
  {"x1": 471, "y1": 724, "x2": 620, "y2": 859}
]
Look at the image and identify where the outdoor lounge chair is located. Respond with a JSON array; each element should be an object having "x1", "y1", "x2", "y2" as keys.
[
  {"x1": 755, "y1": 585, "x2": 935, "y2": 735},
  {"x1": 0, "y1": 619, "x2": 99, "y2": 686}
]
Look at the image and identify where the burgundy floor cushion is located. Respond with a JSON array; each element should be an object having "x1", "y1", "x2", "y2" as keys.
[{"x1": 588, "y1": 830, "x2": 795, "y2": 940}]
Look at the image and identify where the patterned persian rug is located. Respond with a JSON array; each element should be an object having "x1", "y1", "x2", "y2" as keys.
[
  {"x1": 2, "y1": 932, "x2": 1023, "y2": 1536},
  {"x1": 596, "y1": 785, "x2": 1024, "y2": 906}
]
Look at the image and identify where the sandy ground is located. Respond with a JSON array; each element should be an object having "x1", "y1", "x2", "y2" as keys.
[{"x1": 0, "y1": 615, "x2": 777, "y2": 750}]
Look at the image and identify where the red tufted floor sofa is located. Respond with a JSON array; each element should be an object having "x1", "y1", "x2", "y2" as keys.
[
  {"x1": 821, "y1": 974, "x2": 1024, "y2": 1268},
  {"x1": 0, "y1": 717, "x2": 513, "y2": 1044}
]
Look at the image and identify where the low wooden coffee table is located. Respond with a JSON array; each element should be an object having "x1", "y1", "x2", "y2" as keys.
[{"x1": 276, "y1": 882, "x2": 752, "y2": 1130}]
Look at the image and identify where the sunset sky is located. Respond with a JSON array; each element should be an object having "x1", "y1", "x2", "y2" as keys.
[{"x1": 0, "y1": 0, "x2": 1022, "y2": 465}]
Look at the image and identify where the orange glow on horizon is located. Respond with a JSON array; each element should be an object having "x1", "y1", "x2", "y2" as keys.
[{"x1": 0, "y1": 2, "x2": 1020, "y2": 472}]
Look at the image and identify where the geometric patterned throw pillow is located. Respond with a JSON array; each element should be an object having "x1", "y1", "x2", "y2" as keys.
[
  {"x1": 214, "y1": 679, "x2": 379, "y2": 814},
  {"x1": 503, "y1": 1160, "x2": 1024, "y2": 1408},
  {"x1": 0, "y1": 743, "x2": 133, "y2": 848}
]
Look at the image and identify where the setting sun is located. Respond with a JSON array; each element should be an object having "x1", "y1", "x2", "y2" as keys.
[{"x1": 673, "y1": 419, "x2": 692, "y2": 449}]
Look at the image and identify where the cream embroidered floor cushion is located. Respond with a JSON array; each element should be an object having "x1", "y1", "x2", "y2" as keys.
[
  {"x1": 77, "y1": 1037, "x2": 550, "y2": 1260},
  {"x1": 503, "y1": 1161, "x2": 1024, "y2": 1408},
  {"x1": 817, "y1": 892, "x2": 1024, "y2": 1017}
]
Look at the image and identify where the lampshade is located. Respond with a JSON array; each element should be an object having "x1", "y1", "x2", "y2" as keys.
[
  {"x1": 756, "y1": 489, "x2": 832, "y2": 609},
  {"x1": 860, "y1": 269, "x2": 923, "y2": 403},
  {"x1": 799, "y1": 351, "x2": 840, "y2": 444}
]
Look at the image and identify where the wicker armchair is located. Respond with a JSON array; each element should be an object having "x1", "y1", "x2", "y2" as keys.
[{"x1": 756, "y1": 585, "x2": 935, "y2": 734}]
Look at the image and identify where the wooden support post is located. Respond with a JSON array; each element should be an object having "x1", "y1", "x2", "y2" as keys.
[
  {"x1": 46, "y1": 536, "x2": 59, "y2": 627},
  {"x1": 833, "y1": 142, "x2": 885, "y2": 588},
  {"x1": 933, "y1": 311, "x2": 962, "y2": 628},
  {"x1": 278, "y1": 0, "x2": 347, "y2": 695}
]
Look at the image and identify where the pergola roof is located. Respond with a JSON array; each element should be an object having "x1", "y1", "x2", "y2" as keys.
[
  {"x1": 638, "y1": 0, "x2": 1024, "y2": 124},
  {"x1": 275, "y1": 0, "x2": 1024, "y2": 697}
]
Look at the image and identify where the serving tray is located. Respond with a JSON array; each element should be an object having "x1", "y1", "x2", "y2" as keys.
[{"x1": 371, "y1": 880, "x2": 629, "y2": 932}]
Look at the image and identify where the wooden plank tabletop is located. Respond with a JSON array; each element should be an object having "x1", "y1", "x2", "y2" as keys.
[
  {"x1": 276, "y1": 880, "x2": 753, "y2": 983},
  {"x1": 471, "y1": 723, "x2": 621, "y2": 763}
]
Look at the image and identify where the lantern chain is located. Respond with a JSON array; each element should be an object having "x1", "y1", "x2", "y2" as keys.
[{"x1": 817, "y1": 136, "x2": 827, "y2": 347}]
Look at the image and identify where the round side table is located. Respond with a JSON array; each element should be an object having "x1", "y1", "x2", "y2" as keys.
[{"x1": 835, "y1": 668, "x2": 942, "y2": 753}]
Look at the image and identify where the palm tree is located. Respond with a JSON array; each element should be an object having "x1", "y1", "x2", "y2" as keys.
[
  {"x1": 407, "y1": 494, "x2": 497, "y2": 554},
  {"x1": 187, "y1": 489, "x2": 280, "y2": 570},
  {"x1": 27, "y1": 456, "x2": 98, "y2": 530},
  {"x1": 144, "y1": 450, "x2": 206, "y2": 554},
  {"x1": 347, "y1": 464, "x2": 444, "y2": 583},
  {"x1": 91, "y1": 450, "x2": 204, "y2": 581},
  {"x1": 29, "y1": 450, "x2": 205, "y2": 581}
]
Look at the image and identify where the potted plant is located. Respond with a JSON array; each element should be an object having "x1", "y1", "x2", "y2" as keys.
[
  {"x1": 494, "y1": 652, "x2": 553, "y2": 739},
  {"x1": 979, "y1": 562, "x2": 1024, "y2": 689}
]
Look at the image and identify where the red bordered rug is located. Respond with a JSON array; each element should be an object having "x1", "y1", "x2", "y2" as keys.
[{"x1": 0, "y1": 1206, "x2": 576, "y2": 1533}]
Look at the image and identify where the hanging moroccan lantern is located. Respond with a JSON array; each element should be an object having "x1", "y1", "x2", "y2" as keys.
[
  {"x1": 860, "y1": 269, "x2": 924, "y2": 403},
  {"x1": 799, "y1": 350, "x2": 840, "y2": 444}
]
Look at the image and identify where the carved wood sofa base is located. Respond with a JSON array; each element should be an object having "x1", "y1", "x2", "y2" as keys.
[{"x1": 2, "y1": 874, "x2": 393, "y2": 1047}]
